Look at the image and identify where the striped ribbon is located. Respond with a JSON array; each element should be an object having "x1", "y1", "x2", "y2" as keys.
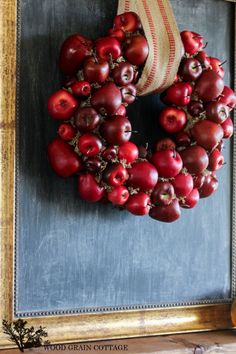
[{"x1": 118, "y1": 0, "x2": 184, "y2": 96}]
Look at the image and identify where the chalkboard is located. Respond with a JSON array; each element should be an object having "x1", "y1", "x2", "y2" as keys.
[{"x1": 15, "y1": 0, "x2": 234, "y2": 317}]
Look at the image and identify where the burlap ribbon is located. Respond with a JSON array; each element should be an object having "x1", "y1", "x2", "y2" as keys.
[{"x1": 118, "y1": 0, "x2": 184, "y2": 96}]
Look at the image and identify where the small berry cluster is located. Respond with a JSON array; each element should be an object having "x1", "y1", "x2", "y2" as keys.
[{"x1": 47, "y1": 14, "x2": 235, "y2": 223}]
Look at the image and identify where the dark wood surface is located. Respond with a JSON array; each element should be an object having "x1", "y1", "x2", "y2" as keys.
[{"x1": 15, "y1": 0, "x2": 234, "y2": 317}]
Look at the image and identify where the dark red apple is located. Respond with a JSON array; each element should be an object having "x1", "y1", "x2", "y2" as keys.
[
  {"x1": 178, "y1": 58, "x2": 202, "y2": 81},
  {"x1": 208, "y1": 149, "x2": 224, "y2": 171},
  {"x1": 48, "y1": 89, "x2": 78, "y2": 120},
  {"x1": 78, "y1": 173, "x2": 104, "y2": 202},
  {"x1": 96, "y1": 37, "x2": 121, "y2": 61},
  {"x1": 221, "y1": 117, "x2": 233, "y2": 138},
  {"x1": 195, "y1": 51, "x2": 211, "y2": 69},
  {"x1": 149, "y1": 199, "x2": 181, "y2": 223},
  {"x1": 121, "y1": 84, "x2": 136, "y2": 104},
  {"x1": 108, "y1": 28, "x2": 125, "y2": 42},
  {"x1": 112, "y1": 62, "x2": 135, "y2": 86},
  {"x1": 91, "y1": 82, "x2": 122, "y2": 115},
  {"x1": 151, "y1": 182, "x2": 175, "y2": 206},
  {"x1": 194, "y1": 70, "x2": 224, "y2": 101},
  {"x1": 193, "y1": 173, "x2": 205, "y2": 189},
  {"x1": 59, "y1": 34, "x2": 93, "y2": 75},
  {"x1": 180, "y1": 145, "x2": 209, "y2": 174},
  {"x1": 199, "y1": 173, "x2": 218, "y2": 198},
  {"x1": 74, "y1": 107, "x2": 101, "y2": 132},
  {"x1": 85, "y1": 157, "x2": 102, "y2": 173},
  {"x1": 48, "y1": 138, "x2": 83, "y2": 177},
  {"x1": 151, "y1": 150, "x2": 183, "y2": 178},
  {"x1": 218, "y1": 86, "x2": 236, "y2": 110},
  {"x1": 113, "y1": 12, "x2": 140, "y2": 33},
  {"x1": 124, "y1": 35, "x2": 149, "y2": 66},
  {"x1": 180, "y1": 188, "x2": 199, "y2": 209},
  {"x1": 175, "y1": 132, "x2": 191, "y2": 147},
  {"x1": 100, "y1": 116, "x2": 132, "y2": 145},
  {"x1": 191, "y1": 120, "x2": 224, "y2": 150},
  {"x1": 102, "y1": 146, "x2": 117, "y2": 161},
  {"x1": 127, "y1": 161, "x2": 158, "y2": 190},
  {"x1": 187, "y1": 100, "x2": 204, "y2": 117},
  {"x1": 155, "y1": 138, "x2": 176, "y2": 152},
  {"x1": 205, "y1": 102, "x2": 229, "y2": 124},
  {"x1": 83, "y1": 57, "x2": 110, "y2": 84}
]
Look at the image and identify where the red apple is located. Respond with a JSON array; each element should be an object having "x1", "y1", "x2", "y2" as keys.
[
  {"x1": 178, "y1": 58, "x2": 202, "y2": 81},
  {"x1": 194, "y1": 70, "x2": 224, "y2": 101},
  {"x1": 191, "y1": 120, "x2": 224, "y2": 150},
  {"x1": 151, "y1": 182, "x2": 175, "y2": 206},
  {"x1": 100, "y1": 116, "x2": 132, "y2": 145},
  {"x1": 59, "y1": 34, "x2": 93, "y2": 75},
  {"x1": 187, "y1": 100, "x2": 204, "y2": 117},
  {"x1": 175, "y1": 132, "x2": 191, "y2": 147},
  {"x1": 124, "y1": 35, "x2": 149, "y2": 66},
  {"x1": 208, "y1": 149, "x2": 224, "y2": 171},
  {"x1": 74, "y1": 107, "x2": 101, "y2": 132},
  {"x1": 180, "y1": 188, "x2": 199, "y2": 209},
  {"x1": 103, "y1": 163, "x2": 128, "y2": 187},
  {"x1": 83, "y1": 57, "x2": 110, "y2": 84},
  {"x1": 162, "y1": 82, "x2": 192, "y2": 106},
  {"x1": 48, "y1": 89, "x2": 78, "y2": 120},
  {"x1": 151, "y1": 150, "x2": 183, "y2": 178},
  {"x1": 112, "y1": 62, "x2": 135, "y2": 86},
  {"x1": 107, "y1": 186, "x2": 129, "y2": 205},
  {"x1": 118, "y1": 142, "x2": 139, "y2": 163},
  {"x1": 149, "y1": 199, "x2": 181, "y2": 223},
  {"x1": 96, "y1": 37, "x2": 121, "y2": 61},
  {"x1": 48, "y1": 138, "x2": 82, "y2": 177},
  {"x1": 180, "y1": 145, "x2": 209, "y2": 174},
  {"x1": 78, "y1": 173, "x2": 104, "y2": 202},
  {"x1": 209, "y1": 57, "x2": 225, "y2": 78},
  {"x1": 218, "y1": 86, "x2": 236, "y2": 110},
  {"x1": 121, "y1": 84, "x2": 136, "y2": 104},
  {"x1": 126, "y1": 192, "x2": 151, "y2": 216},
  {"x1": 91, "y1": 82, "x2": 122, "y2": 115},
  {"x1": 58, "y1": 123, "x2": 76, "y2": 141},
  {"x1": 172, "y1": 172, "x2": 193, "y2": 198},
  {"x1": 127, "y1": 161, "x2": 158, "y2": 190},
  {"x1": 180, "y1": 30, "x2": 204, "y2": 55},
  {"x1": 78, "y1": 133, "x2": 102, "y2": 157},
  {"x1": 113, "y1": 12, "x2": 140, "y2": 33},
  {"x1": 195, "y1": 51, "x2": 211, "y2": 69},
  {"x1": 159, "y1": 107, "x2": 187, "y2": 134},
  {"x1": 205, "y1": 102, "x2": 229, "y2": 124},
  {"x1": 155, "y1": 138, "x2": 176, "y2": 152},
  {"x1": 221, "y1": 117, "x2": 233, "y2": 138},
  {"x1": 71, "y1": 80, "x2": 91, "y2": 97},
  {"x1": 199, "y1": 173, "x2": 218, "y2": 198}
]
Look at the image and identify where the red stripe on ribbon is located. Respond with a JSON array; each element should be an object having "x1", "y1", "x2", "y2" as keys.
[
  {"x1": 137, "y1": 0, "x2": 158, "y2": 92},
  {"x1": 157, "y1": 0, "x2": 176, "y2": 91}
]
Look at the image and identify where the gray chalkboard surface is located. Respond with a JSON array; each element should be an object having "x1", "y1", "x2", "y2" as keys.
[{"x1": 15, "y1": 0, "x2": 234, "y2": 317}]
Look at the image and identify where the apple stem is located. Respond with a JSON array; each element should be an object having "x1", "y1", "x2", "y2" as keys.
[
  {"x1": 125, "y1": 130, "x2": 139, "y2": 134},
  {"x1": 219, "y1": 60, "x2": 227, "y2": 67},
  {"x1": 192, "y1": 64, "x2": 202, "y2": 69},
  {"x1": 203, "y1": 41, "x2": 208, "y2": 49},
  {"x1": 92, "y1": 52, "x2": 99, "y2": 64}
]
